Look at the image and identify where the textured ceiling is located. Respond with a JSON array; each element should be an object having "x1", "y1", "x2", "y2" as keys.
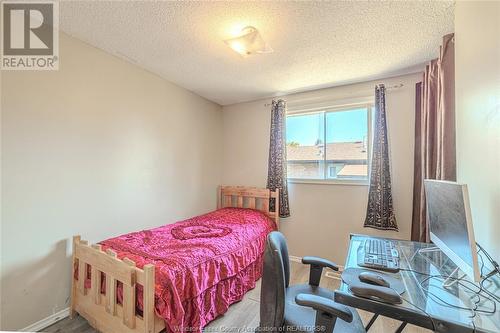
[{"x1": 60, "y1": 1, "x2": 454, "y2": 105}]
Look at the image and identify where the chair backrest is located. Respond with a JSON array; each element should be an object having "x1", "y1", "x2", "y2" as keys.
[
  {"x1": 259, "y1": 231, "x2": 290, "y2": 330},
  {"x1": 270, "y1": 231, "x2": 291, "y2": 286}
]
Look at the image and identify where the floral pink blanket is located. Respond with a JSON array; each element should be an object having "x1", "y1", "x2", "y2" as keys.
[{"x1": 98, "y1": 208, "x2": 276, "y2": 332}]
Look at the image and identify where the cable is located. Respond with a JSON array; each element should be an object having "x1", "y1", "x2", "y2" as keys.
[
  {"x1": 476, "y1": 246, "x2": 500, "y2": 302},
  {"x1": 476, "y1": 242, "x2": 496, "y2": 265},
  {"x1": 399, "y1": 266, "x2": 498, "y2": 333},
  {"x1": 476, "y1": 242, "x2": 500, "y2": 280},
  {"x1": 477, "y1": 251, "x2": 500, "y2": 303},
  {"x1": 478, "y1": 249, "x2": 486, "y2": 277},
  {"x1": 386, "y1": 284, "x2": 436, "y2": 331},
  {"x1": 384, "y1": 242, "x2": 500, "y2": 331},
  {"x1": 479, "y1": 279, "x2": 500, "y2": 303},
  {"x1": 419, "y1": 277, "x2": 496, "y2": 315},
  {"x1": 401, "y1": 268, "x2": 497, "y2": 313},
  {"x1": 419, "y1": 279, "x2": 491, "y2": 332},
  {"x1": 404, "y1": 242, "x2": 500, "y2": 303}
]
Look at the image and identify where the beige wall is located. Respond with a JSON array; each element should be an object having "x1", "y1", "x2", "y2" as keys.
[
  {"x1": 222, "y1": 73, "x2": 422, "y2": 264},
  {"x1": 0, "y1": 33, "x2": 222, "y2": 330},
  {"x1": 455, "y1": 1, "x2": 500, "y2": 263}
]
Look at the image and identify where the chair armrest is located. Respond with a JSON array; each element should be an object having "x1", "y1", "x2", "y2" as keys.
[
  {"x1": 302, "y1": 256, "x2": 339, "y2": 271},
  {"x1": 302, "y1": 256, "x2": 339, "y2": 286},
  {"x1": 295, "y1": 294, "x2": 353, "y2": 323}
]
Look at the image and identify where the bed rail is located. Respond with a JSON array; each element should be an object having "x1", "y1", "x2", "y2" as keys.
[
  {"x1": 70, "y1": 236, "x2": 164, "y2": 333},
  {"x1": 218, "y1": 186, "x2": 280, "y2": 228}
]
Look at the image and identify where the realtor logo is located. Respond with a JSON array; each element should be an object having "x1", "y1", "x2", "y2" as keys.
[{"x1": 1, "y1": 1, "x2": 59, "y2": 70}]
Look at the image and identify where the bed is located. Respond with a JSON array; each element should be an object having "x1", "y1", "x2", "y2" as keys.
[{"x1": 70, "y1": 186, "x2": 279, "y2": 333}]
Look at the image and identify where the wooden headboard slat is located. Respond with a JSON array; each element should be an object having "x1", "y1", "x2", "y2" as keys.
[{"x1": 219, "y1": 186, "x2": 280, "y2": 228}]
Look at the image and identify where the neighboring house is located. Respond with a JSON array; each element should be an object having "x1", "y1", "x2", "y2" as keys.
[{"x1": 286, "y1": 141, "x2": 368, "y2": 179}]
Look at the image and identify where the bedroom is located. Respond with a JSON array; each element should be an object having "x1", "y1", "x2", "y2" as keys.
[{"x1": 1, "y1": 1, "x2": 499, "y2": 333}]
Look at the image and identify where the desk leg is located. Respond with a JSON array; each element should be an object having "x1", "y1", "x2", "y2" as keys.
[
  {"x1": 395, "y1": 322, "x2": 407, "y2": 333},
  {"x1": 365, "y1": 313, "x2": 379, "y2": 331}
]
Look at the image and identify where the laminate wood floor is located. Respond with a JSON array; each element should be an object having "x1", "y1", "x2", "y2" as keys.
[{"x1": 44, "y1": 261, "x2": 431, "y2": 333}]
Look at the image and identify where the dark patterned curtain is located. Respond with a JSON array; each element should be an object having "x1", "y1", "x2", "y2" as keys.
[
  {"x1": 267, "y1": 99, "x2": 290, "y2": 218},
  {"x1": 364, "y1": 85, "x2": 398, "y2": 230}
]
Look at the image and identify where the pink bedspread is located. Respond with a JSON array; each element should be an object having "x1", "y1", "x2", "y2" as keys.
[{"x1": 97, "y1": 208, "x2": 276, "y2": 332}]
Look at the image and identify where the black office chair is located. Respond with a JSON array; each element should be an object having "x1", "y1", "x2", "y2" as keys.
[{"x1": 258, "y1": 231, "x2": 365, "y2": 333}]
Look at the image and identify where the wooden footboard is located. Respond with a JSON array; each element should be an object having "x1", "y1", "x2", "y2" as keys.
[{"x1": 70, "y1": 236, "x2": 164, "y2": 333}]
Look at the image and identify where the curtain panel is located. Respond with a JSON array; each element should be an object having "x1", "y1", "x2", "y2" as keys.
[
  {"x1": 267, "y1": 99, "x2": 290, "y2": 218},
  {"x1": 411, "y1": 33, "x2": 456, "y2": 242},
  {"x1": 364, "y1": 84, "x2": 398, "y2": 230}
]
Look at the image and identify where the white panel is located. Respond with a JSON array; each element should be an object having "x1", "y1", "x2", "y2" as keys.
[{"x1": 10, "y1": 9, "x2": 25, "y2": 49}]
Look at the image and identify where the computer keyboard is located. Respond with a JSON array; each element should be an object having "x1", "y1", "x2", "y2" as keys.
[{"x1": 357, "y1": 238, "x2": 400, "y2": 273}]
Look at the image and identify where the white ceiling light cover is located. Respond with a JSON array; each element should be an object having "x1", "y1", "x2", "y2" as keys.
[{"x1": 224, "y1": 26, "x2": 273, "y2": 57}]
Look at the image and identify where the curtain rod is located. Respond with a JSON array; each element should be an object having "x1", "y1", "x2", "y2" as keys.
[{"x1": 263, "y1": 83, "x2": 404, "y2": 107}]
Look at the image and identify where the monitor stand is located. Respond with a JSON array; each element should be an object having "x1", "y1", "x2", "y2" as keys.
[
  {"x1": 410, "y1": 246, "x2": 441, "y2": 262},
  {"x1": 442, "y1": 266, "x2": 467, "y2": 288},
  {"x1": 414, "y1": 247, "x2": 467, "y2": 288},
  {"x1": 416, "y1": 246, "x2": 440, "y2": 254}
]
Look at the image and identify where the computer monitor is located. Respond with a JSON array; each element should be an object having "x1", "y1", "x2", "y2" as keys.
[{"x1": 424, "y1": 180, "x2": 481, "y2": 282}]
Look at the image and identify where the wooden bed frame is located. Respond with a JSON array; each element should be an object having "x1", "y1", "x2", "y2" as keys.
[
  {"x1": 218, "y1": 185, "x2": 280, "y2": 228},
  {"x1": 70, "y1": 186, "x2": 279, "y2": 333}
]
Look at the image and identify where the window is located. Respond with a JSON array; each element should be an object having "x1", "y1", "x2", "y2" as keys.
[
  {"x1": 328, "y1": 163, "x2": 345, "y2": 178},
  {"x1": 286, "y1": 105, "x2": 371, "y2": 183}
]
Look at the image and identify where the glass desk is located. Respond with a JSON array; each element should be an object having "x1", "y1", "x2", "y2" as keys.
[{"x1": 334, "y1": 234, "x2": 500, "y2": 333}]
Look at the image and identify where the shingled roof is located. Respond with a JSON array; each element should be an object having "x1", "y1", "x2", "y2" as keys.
[
  {"x1": 337, "y1": 164, "x2": 368, "y2": 177},
  {"x1": 286, "y1": 142, "x2": 367, "y2": 162}
]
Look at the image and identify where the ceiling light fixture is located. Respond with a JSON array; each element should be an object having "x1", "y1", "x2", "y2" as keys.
[{"x1": 224, "y1": 26, "x2": 273, "y2": 57}]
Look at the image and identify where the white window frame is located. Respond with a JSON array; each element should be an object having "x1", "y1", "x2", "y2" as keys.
[{"x1": 286, "y1": 102, "x2": 373, "y2": 186}]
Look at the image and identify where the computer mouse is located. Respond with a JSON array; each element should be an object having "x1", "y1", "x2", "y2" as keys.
[
  {"x1": 358, "y1": 271, "x2": 390, "y2": 287},
  {"x1": 349, "y1": 282, "x2": 402, "y2": 304}
]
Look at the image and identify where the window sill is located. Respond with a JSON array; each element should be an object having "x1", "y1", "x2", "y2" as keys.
[{"x1": 288, "y1": 178, "x2": 369, "y2": 186}]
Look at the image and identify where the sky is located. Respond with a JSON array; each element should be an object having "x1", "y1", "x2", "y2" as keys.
[{"x1": 286, "y1": 108, "x2": 368, "y2": 145}]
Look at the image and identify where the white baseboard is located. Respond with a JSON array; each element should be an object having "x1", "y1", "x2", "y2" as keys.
[{"x1": 21, "y1": 307, "x2": 69, "y2": 332}]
